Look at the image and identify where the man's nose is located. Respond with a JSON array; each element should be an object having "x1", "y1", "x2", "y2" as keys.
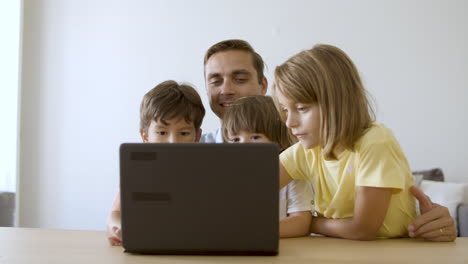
[{"x1": 220, "y1": 80, "x2": 234, "y2": 95}]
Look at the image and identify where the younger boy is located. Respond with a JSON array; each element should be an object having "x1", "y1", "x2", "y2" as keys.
[
  {"x1": 107, "y1": 80, "x2": 205, "y2": 246},
  {"x1": 222, "y1": 95, "x2": 313, "y2": 238}
]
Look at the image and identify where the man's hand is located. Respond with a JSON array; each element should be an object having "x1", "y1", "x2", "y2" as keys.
[{"x1": 408, "y1": 186, "x2": 457, "y2": 241}]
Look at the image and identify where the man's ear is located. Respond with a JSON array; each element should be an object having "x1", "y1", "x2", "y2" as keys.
[
  {"x1": 260, "y1": 77, "x2": 268, "y2": 95},
  {"x1": 195, "y1": 128, "x2": 202, "y2": 142},
  {"x1": 140, "y1": 129, "x2": 148, "y2": 143}
]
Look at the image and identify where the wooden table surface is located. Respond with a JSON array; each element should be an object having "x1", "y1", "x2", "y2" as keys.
[{"x1": 1, "y1": 227, "x2": 467, "y2": 264}]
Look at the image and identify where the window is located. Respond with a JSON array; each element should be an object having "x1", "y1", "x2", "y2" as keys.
[{"x1": 0, "y1": 1, "x2": 21, "y2": 192}]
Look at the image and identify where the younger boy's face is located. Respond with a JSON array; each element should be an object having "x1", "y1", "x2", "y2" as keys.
[
  {"x1": 140, "y1": 117, "x2": 201, "y2": 143},
  {"x1": 226, "y1": 130, "x2": 272, "y2": 144}
]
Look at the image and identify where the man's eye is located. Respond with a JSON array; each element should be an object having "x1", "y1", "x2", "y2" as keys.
[
  {"x1": 180, "y1": 132, "x2": 191, "y2": 136},
  {"x1": 156, "y1": 131, "x2": 167, "y2": 135},
  {"x1": 235, "y1": 78, "x2": 248, "y2": 83},
  {"x1": 210, "y1": 80, "x2": 222, "y2": 86}
]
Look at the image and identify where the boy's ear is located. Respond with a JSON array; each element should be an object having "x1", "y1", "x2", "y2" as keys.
[
  {"x1": 140, "y1": 129, "x2": 148, "y2": 143},
  {"x1": 195, "y1": 128, "x2": 202, "y2": 142}
]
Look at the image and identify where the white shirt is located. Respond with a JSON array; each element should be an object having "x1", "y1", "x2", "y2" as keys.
[
  {"x1": 200, "y1": 128, "x2": 224, "y2": 143},
  {"x1": 279, "y1": 179, "x2": 314, "y2": 219},
  {"x1": 201, "y1": 128, "x2": 314, "y2": 219}
]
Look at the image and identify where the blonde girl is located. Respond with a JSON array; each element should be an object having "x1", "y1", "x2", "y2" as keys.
[{"x1": 275, "y1": 44, "x2": 416, "y2": 240}]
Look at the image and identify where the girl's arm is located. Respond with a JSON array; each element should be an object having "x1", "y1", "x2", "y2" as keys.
[{"x1": 310, "y1": 186, "x2": 392, "y2": 240}]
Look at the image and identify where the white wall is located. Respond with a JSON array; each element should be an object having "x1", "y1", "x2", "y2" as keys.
[{"x1": 19, "y1": 0, "x2": 468, "y2": 230}]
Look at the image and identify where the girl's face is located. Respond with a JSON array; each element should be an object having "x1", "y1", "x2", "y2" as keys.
[
  {"x1": 226, "y1": 130, "x2": 272, "y2": 144},
  {"x1": 275, "y1": 89, "x2": 321, "y2": 149}
]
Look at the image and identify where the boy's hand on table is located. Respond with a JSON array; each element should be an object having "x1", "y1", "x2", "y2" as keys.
[
  {"x1": 107, "y1": 226, "x2": 122, "y2": 246},
  {"x1": 107, "y1": 211, "x2": 122, "y2": 246}
]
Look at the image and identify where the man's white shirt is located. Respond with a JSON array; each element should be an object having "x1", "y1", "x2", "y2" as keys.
[{"x1": 200, "y1": 128, "x2": 223, "y2": 143}]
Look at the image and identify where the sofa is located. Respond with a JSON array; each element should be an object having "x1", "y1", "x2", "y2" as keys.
[
  {"x1": 0, "y1": 192, "x2": 15, "y2": 227},
  {"x1": 413, "y1": 168, "x2": 468, "y2": 237}
]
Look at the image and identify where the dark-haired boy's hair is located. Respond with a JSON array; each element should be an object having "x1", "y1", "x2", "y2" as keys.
[{"x1": 140, "y1": 80, "x2": 205, "y2": 133}]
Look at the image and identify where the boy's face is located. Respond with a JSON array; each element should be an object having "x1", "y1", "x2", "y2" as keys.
[
  {"x1": 275, "y1": 89, "x2": 321, "y2": 149},
  {"x1": 226, "y1": 130, "x2": 272, "y2": 144},
  {"x1": 140, "y1": 117, "x2": 201, "y2": 143},
  {"x1": 205, "y1": 50, "x2": 267, "y2": 119}
]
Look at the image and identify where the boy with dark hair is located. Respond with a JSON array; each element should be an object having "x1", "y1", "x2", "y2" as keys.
[{"x1": 107, "y1": 80, "x2": 205, "y2": 245}]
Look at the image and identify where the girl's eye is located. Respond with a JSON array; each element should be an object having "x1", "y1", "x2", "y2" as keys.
[
  {"x1": 180, "y1": 132, "x2": 191, "y2": 136},
  {"x1": 156, "y1": 131, "x2": 167, "y2": 135},
  {"x1": 230, "y1": 138, "x2": 240, "y2": 143},
  {"x1": 297, "y1": 106, "x2": 308, "y2": 112}
]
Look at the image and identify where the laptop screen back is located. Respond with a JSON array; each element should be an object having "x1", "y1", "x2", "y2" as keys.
[{"x1": 120, "y1": 143, "x2": 279, "y2": 255}]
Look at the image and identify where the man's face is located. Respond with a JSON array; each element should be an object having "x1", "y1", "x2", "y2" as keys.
[
  {"x1": 204, "y1": 50, "x2": 267, "y2": 118},
  {"x1": 140, "y1": 117, "x2": 201, "y2": 143}
]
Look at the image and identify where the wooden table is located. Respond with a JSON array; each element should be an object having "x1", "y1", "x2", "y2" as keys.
[{"x1": 1, "y1": 227, "x2": 467, "y2": 263}]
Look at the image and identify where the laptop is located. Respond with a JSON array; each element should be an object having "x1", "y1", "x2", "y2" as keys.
[{"x1": 120, "y1": 143, "x2": 279, "y2": 255}]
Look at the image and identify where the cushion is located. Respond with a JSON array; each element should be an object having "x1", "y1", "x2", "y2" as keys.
[
  {"x1": 0, "y1": 192, "x2": 15, "y2": 227},
  {"x1": 419, "y1": 180, "x2": 468, "y2": 227},
  {"x1": 413, "y1": 174, "x2": 424, "y2": 188}
]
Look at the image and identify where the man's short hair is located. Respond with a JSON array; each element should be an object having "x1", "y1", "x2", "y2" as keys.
[
  {"x1": 204, "y1": 39, "x2": 265, "y2": 84},
  {"x1": 139, "y1": 80, "x2": 205, "y2": 133}
]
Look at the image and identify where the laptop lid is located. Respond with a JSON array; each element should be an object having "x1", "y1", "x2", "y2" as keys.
[{"x1": 120, "y1": 143, "x2": 279, "y2": 255}]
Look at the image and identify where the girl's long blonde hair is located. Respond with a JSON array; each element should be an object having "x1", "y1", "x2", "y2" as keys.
[{"x1": 274, "y1": 44, "x2": 375, "y2": 159}]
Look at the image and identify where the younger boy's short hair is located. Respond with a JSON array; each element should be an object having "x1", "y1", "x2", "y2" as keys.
[
  {"x1": 140, "y1": 80, "x2": 205, "y2": 133},
  {"x1": 222, "y1": 95, "x2": 296, "y2": 150}
]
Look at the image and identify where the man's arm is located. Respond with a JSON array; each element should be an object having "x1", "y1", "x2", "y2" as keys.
[
  {"x1": 280, "y1": 211, "x2": 312, "y2": 238},
  {"x1": 280, "y1": 179, "x2": 314, "y2": 238},
  {"x1": 310, "y1": 186, "x2": 392, "y2": 241},
  {"x1": 408, "y1": 186, "x2": 457, "y2": 241}
]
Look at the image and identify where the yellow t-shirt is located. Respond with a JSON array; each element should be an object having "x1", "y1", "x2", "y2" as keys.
[{"x1": 280, "y1": 124, "x2": 416, "y2": 238}]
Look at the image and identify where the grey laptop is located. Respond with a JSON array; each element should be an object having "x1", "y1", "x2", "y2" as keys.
[{"x1": 120, "y1": 143, "x2": 279, "y2": 255}]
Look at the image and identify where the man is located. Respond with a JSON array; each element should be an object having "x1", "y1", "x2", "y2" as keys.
[
  {"x1": 200, "y1": 39, "x2": 456, "y2": 241},
  {"x1": 201, "y1": 39, "x2": 268, "y2": 143}
]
